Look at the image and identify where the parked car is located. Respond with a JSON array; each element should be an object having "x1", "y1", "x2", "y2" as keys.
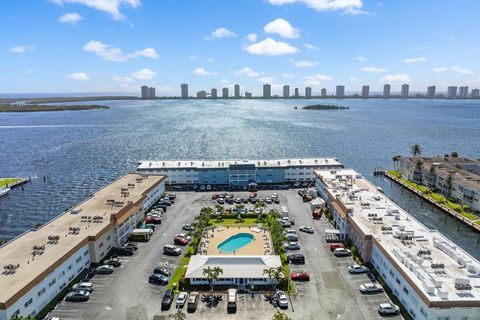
[
  {"x1": 227, "y1": 288, "x2": 237, "y2": 310},
  {"x1": 149, "y1": 273, "x2": 169, "y2": 285},
  {"x1": 123, "y1": 242, "x2": 138, "y2": 251},
  {"x1": 115, "y1": 247, "x2": 134, "y2": 256},
  {"x1": 272, "y1": 197, "x2": 280, "y2": 204},
  {"x1": 359, "y1": 283, "x2": 383, "y2": 294},
  {"x1": 187, "y1": 291, "x2": 199, "y2": 312},
  {"x1": 82, "y1": 269, "x2": 96, "y2": 282},
  {"x1": 224, "y1": 208, "x2": 231, "y2": 214},
  {"x1": 200, "y1": 185, "x2": 205, "y2": 192},
  {"x1": 291, "y1": 271, "x2": 310, "y2": 281},
  {"x1": 153, "y1": 267, "x2": 171, "y2": 276},
  {"x1": 241, "y1": 197, "x2": 249, "y2": 203},
  {"x1": 348, "y1": 264, "x2": 369, "y2": 274},
  {"x1": 334, "y1": 248, "x2": 351, "y2": 257},
  {"x1": 250, "y1": 192, "x2": 257, "y2": 198},
  {"x1": 329, "y1": 243, "x2": 345, "y2": 252},
  {"x1": 284, "y1": 241, "x2": 300, "y2": 250},
  {"x1": 211, "y1": 194, "x2": 220, "y2": 200},
  {"x1": 161, "y1": 289, "x2": 174, "y2": 310},
  {"x1": 104, "y1": 257, "x2": 121, "y2": 267},
  {"x1": 162, "y1": 199, "x2": 172, "y2": 206},
  {"x1": 163, "y1": 245, "x2": 182, "y2": 256},
  {"x1": 174, "y1": 236, "x2": 189, "y2": 246},
  {"x1": 71, "y1": 282, "x2": 94, "y2": 293},
  {"x1": 145, "y1": 215, "x2": 161, "y2": 224},
  {"x1": 293, "y1": 182, "x2": 301, "y2": 188},
  {"x1": 226, "y1": 198, "x2": 234, "y2": 204},
  {"x1": 233, "y1": 197, "x2": 241, "y2": 204},
  {"x1": 142, "y1": 223, "x2": 156, "y2": 231},
  {"x1": 264, "y1": 197, "x2": 272, "y2": 204},
  {"x1": 182, "y1": 224, "x2": 194, "y2": 231},
  {"x1": 378, "y1": 303, "x2": 400, "y2": 316},
  {"x1": 254, "y1": 208, "x2": 262, "y2": 215},
  {"x1": 285, "y1": 234, "x2": 298, "y2": 242},
  {"x1": 287, "y1": 254, "x2": 305, "y2": 264},
  {"x1": 95, "y1": 265, "x2": 114, "y2": 274},
  {"x1": 65, "y1": 290, "x2": 90, "y2": 302},
  {"x1": 284, "y1": 229, "x2": 296, "y2": 235},
  {"x1": 299, "y1": 226, "x2": 314, "y2": 234},
  {"x1": 232, "y1": 208, "x2": 239, "y2": 214},
  {"x1": 176, "y1": 291, "x2": 188, "y2": 308},
  {"x1": 276, "y1": 290, "x2": 288, "y2": 309},
  {"x1": 217, "y1": 198, "x2": 225, "y2": 204}
]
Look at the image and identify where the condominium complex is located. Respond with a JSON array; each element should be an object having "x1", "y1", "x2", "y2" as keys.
[
  {"x1": 234, "y1": 84, "x2": 240, "y2": 98},
  {"x1": 447, "y1": 86, "x2": 457, "y2": 98},
  {"x1": 361, "y1": 85, "x2": 369, "y2": 98},
  {"x1": 401, "y1": 84, "x2": 409, "y2": 97},
  {"x1": 305, "y1": 87, "x2": 312, "y2": 97},
  {"x1": 211, "y1": 88, "x2": 217, "y2": 98},
  {"x1": 427, "y1": 86, "x2": 436, "y2": 98},
  {"x1": 383, "y1": 84, "x2": 391, "y2": 97},
  {"x1": 459, "y1": 86, "x2": 469, "y2": 98},
  {"x1": 283, "y1": 85, "x2": 290, "y2": 98},
  {"x1": 321, "y1": 88, "x2": 327, "y2": 97},
  {"x1": 397, "y1": 156, "x2": 480, "y2": 211},
  {"x1": 222, "y1": 87, "x2": 229, "y2": 98},
  {"x1": 315, "y1": 169, "x2": 480, "y2": 320},
  {"x1": 336, "y1": 85, "x2": 345, "y2": 97},
  {"x1": 294, "y1": 88, "x2": 299, "y2": 97},
  {"x1": 140, "y1": 86, "x2": 156, "y2": 99},
  {"x1": 0, "y1": 174, "x2": 166, "y2": 320},
  {"x1": 180, "y1": 83, "x2": 188, "y2": 98},
  {"x1": 472, "y1": 89, "x2": 480, "y2": 97},
  {"x1": 196, "y1": 90, "x2": 207, "y2": 98},
  {"x1": 263, "y1": 84, "x2": 271, "y2": 98}
]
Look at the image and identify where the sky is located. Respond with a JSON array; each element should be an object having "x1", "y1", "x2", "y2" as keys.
[{"x1": 1, "y1": 0, "x2": 479, "y2": 96}]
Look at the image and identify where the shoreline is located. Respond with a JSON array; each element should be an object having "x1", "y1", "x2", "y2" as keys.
[{"x1": 0, "y1": 104, "x2": 109, "y2": 112}]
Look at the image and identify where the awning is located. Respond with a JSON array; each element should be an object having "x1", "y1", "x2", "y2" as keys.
[{"x1": 325, "y1": 229, "x2": 340, "y2": 235}]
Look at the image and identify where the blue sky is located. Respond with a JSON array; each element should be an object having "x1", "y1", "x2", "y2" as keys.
[{"x1": 1, "y1": 0, "x2": 479, "y2": 96}]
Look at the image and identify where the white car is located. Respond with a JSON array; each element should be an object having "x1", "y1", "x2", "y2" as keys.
[
  {"x1": 359, "y1": 283, "x2": 383, "y2": 294},
  {"x1": 348, "y1": 264, "x2": 369, "y2": 274},
  {"x1": 284, "y1": 229, "x2": 297, "y2": 235},
  {"x1": 283, "y1": 242, "x2": 301, "y2": 250},
  {"x1": 334, "y1": 248, "x2": 351, "y2": 257},
  {"x1": 176, "y1": 233, "x2": 192, "y2": 241},
  {"x1": 72, "y1": 282, "x2": 94, "y2": 292},
  {"x1": 254, "y1": 208, "x2": 262, "y2": 214},
  {"x1": 299, "y1": 226, "x2": 314, "y2": 234},
  {"x1": 276, "y1": 290, "x2": 288, "y2": 309},
  {"x1": 378, "y1": 303, "x2": 400, "y2": 316},
  {"x1": 176, "y1": 291, "x2": 188, "y2": 307},
  {"x1": 271, "y1": 193, "x2": 278, "y2": 199}
]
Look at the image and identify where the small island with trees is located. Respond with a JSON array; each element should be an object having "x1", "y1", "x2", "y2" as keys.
[
  {"x1": 300, "y1": 104, "x2": 349, "y2": 110},
  {"x1": 0, "y1": 104, "x2": 109, "y2": 113}
]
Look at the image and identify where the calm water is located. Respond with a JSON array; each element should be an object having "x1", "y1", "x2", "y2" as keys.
[{"x1": 1, "y1": 98, "x2": 479, "y2": 258}]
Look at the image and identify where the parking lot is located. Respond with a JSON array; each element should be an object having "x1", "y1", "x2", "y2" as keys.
[{"x1": 48, "y1": 189, "x2": 403, "y2": 320}]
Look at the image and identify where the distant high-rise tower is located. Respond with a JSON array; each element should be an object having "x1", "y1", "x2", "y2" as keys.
[
  {"x1": 336, "y1": 85, "x2": 345, "y2": 97},
  {"x1": 141, "y1": 85, "x2": 149, "y2": 99},
  {"x1": 196, "y1": 90, "x2": 207, "y2": 98},
  {"x1": 148, "y1": 87, "x2": 156, "y2": 99},
  {"x1": 401, "y1": 84, "x2": 409, "y2": 97},
  {"x1": 211, "y1": 88, "x2": 217, "y2": 98},
  {"x1": 321, "y1": 88, "x2": 327, "y2": 97},
  {"x1": 472, "y1": 88, "x2": 480, "y2": 98},
  {"x1": 222, "y1": 87, "x2": 229, "y2": 98},
  {"x1": 245, "y1": 91, "x2": 252, "y2": 98},
  {"x1": 383, "y1": 84, "x2": 391, "y2": 97},
  {"x1": 427, "y1": 86, "x2": 436, "y2": 98},
  {"x1": 283, "y1": 85, "x2": 290, "y2": 98},
  {"x1": 263, "y1": 84, "x2": 271, "y2": 98},
  {"x1": 361, "y1": 85, "x2": 369, "y2": 98},
  {"x1": 181, "y1": 83, "x2": 188, "y2": 98},
  {"x1": 305, "y1": 87, "x2": 312, "y2": 97},
  {"x1": 447, "y1": 86, "x2": 457, "y2": 98},
  {"x1": 459, "y1": 86, "x2": 469, "y2": 97},
  {"x1": 234, "y1": 84, "x2": 240, "y2": 98},
  {"x1": 294, "y1": 88, "x2": 299, "y2": 97}
]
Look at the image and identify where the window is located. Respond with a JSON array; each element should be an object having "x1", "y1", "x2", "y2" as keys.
[
  {"x1": 37, "y1": 287, "x2": 46, "y2": 297},
  {"x1": 107, "y1": 235, "x2": 111, "y2": 241},
  {"x1": 99, "y1": 242, "x2": 104, "y2": 248},
  {"x1": 24, "y1": 298, "x2": 33, "y2": 308}
]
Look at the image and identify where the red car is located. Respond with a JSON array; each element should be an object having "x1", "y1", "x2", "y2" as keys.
[
  {"x1": 291, "y1": 271, "x2": 310, "y2": 281},
  {"x1": 146, "y1": 215, "x2": 162, "y2": 224},
  {"x1": 329, "y1": 243, "x2": 345, "y2": 252},
  {"x1": 250, "y1": 192, "x2": 257, "y2": 198},
  {"x1": 211, "y1": 194, "x2": 220, "y2": 200},
  {"x1": 174, "y1": 236, "x2": 188, "y2": 246}
]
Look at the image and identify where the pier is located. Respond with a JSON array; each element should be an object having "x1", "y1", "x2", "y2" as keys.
[{"x1": 0, "y1": 177, "x2": 31, "y2": 189}]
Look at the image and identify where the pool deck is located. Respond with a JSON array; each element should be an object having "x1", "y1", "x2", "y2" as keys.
[{"x1": 200, "y1": 226, "x2": 272, "y2": 256}]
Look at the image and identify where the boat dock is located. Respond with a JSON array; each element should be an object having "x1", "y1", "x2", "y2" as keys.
[{"x1": 0, "y1": 177, "x2": 31, "y2": 189}]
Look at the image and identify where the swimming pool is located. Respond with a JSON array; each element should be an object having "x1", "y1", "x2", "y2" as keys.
[{"x1": 217, "y1": 233, "x2": 254, "y2": 253}]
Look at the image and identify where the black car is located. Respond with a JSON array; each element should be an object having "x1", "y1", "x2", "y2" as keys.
[
  {"x1": 82, "y1": 269, "x2": 96, "y2": 282},
  {"x1": 157, "y1": 205, "x2": 167, "y2": 211},
  {"x1": 287, "y1": 254, "x2": 305, "y2": 264},
  {"x1": 149, "y1": 273, "x2": 169, "y2": 285},
  {"x1": 162, "y1": 200, "x2": 172, "y2": 206},
  {"x1": 104, "y1": 258, "x2": 121, "y2": 267},
  {"x1": 161, "y1": 289, "x2": 174, "y2": 310},
  {"x1": 123, "y1": 242, "x2": 138, "y2": 251},
  {"x1": 115, "y1": 247, "x2": 134, "y2": 256},
  {"x1": 154, "y1": 267, "x2": 171, "y2": 276}
]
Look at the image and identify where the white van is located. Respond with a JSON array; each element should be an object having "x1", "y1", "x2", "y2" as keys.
[
  {"x1": 227, "y1": 288, "x2": 237, "y2": 309},
  {"x1": 280, "y1": 206, "x2": 289, "y2": 218}
]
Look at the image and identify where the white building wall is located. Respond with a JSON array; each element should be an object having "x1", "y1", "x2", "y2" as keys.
[
  {"x1": 143, "y1": 181, "x2": 165, "y2": 211},
  {"x1": 0, "y1": 244, "x2": 90, "y2": 320}
]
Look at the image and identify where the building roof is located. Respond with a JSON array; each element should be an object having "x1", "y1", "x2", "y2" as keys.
[
  {"x1": 0, "y1": 173, "x2": 165, "y2": 309},
  {"x1": 315, "y1": 169, "x2": 480, "y2": 307},
  {"x1": 185, "y1": 255, "x2": 282, "y2": 279},
  {"x1": 137, "y1": 158, "x2": 342, "y2": 170}
]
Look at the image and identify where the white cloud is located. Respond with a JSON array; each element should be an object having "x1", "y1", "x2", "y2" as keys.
[
  {"x1": 66, "y1": 72, "x2": 90, "y2": 81},
  {"x1": 189, "y1": 55, "x2": 197, "y2": 60},
  {"x1": 244, "y1": 38, "x2": 298, "y2": 56},
  {"x1": 8, "y1": 46, "x2": 34, "y2": 54},
  {"x1": 221, "y1": 79, "x2": 230, "y2": 86},
  {"x1": 432, "y1": 67, "x2": 447, "y2": 73},
  {"x1": 264, "y1": 18, "x2": 300, "y2": 38},
  {"x1": 112, "y1": 76, "x2": 134, "y2": 82},
  {"x1": 360, "y1": 66, "x2": 386, "y2": 73},
  {"x1": 234, "y1": 67, "x2": 260, "y2": 78},
  {"x1": 349, "y1": 77, "x2": 357, "y2": 82},
  {"x1": 304, "y1": 43, "x2": 319, "y2": 50},
  {"x1": 353, "y1": 56, "x2": 366, "y2": 61},
  {"x1": 379, "y1": 74, "x2": 411, "y2": 83},
  {"x1": 303, "y1": 73, "x2": 332, "y2": 85},
  {"x1": 294, "y1": 60, "x2": 317, "y2": 67},
  {"x1": 58, "y1": 12, "x2": 82, "y2": 24},
  {"x1": 204, "y1": 27, "x2": 236, "y2": 40},
  {"x1": 51, "y1": 0, "x2": 141, "y2": 20},
  {"x1": 246, "y1": 33, "x2": 258, "y2": 42},
  {"x1": 403, "y1": 57, "x2": 428, "y2": 63},
  {"x1": 83, "y1": 40, "x2": 158, "y2": 61},
  {"x1": 131, "y1": 68, "x2": 156, "y2": 80},
  {"x1": 451, "y1": 66, "x2": 474, "y2": 74},
  {"x1": 193, "y1": 67, "x2": 218, "y2": 76},
  {"x1": 266, "y1": 0, "x2": 367, "y2": 15}
]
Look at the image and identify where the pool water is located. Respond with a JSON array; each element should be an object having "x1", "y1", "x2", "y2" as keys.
[{"x1": 217, "y1": 233, "x2": 254, "y2": 253}]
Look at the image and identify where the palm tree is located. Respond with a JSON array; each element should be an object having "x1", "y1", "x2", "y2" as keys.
[
  {"x1": 413, "y1": 160, "x2": 424, "y2": 182},
  {"x1": 263, "y1": 266, "x2": 284, "y2": 290},
  {"x1": 392, "y1": 155, "x2": 401, "y2": 172},
  {"x1": 272, "y1": 311, "x2": 292, "y2": 320},
  {"x1": 169, "y1": 309, "x2": 186, "y2": 320},
  {"x1": 202, "y1": 266, "x2": 223, "y2": 294},
  {"x1": 410, "y1": 144, "x2": 422, "y2": 157}
]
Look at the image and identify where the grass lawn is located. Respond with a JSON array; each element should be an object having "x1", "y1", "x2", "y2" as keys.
[
  {"x1": 167, "y1": 266, "x2": 187, "y2": 292},
  {"x1": 0, "y1": 178, "x2": 22, "y2": 188},
  {"x1": 388, "y1": 170, "x2": 402, "y2": 178},
  {"x1": 208, "y1": 218, "x2": 258, "y2": 226}
]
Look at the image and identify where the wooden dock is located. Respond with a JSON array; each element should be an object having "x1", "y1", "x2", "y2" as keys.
[{"x1": 384, "y1": 172, "x2": 480, "y2": 233}]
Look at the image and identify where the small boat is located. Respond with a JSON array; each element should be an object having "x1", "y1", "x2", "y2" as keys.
[
  {"x1": 377, "y1": 187, "x2": 384, "y2": 193},
  {"x1": 0, "y1": 187, "x2": 11, "y2": 197}
]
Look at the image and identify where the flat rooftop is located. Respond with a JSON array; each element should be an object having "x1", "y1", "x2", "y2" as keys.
[
  {"x1": 137, "y1": 158, "x2": 343, "y2": 170},
  {"x1": 0, "y1": 173, "x2": 165, "y2": 308},
  {"x1": 200, "y1": 226, "x2": 272, "y2": 256},
  {"x1": 315, "y1": 169, "x2": 480, "y2": 305}
]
